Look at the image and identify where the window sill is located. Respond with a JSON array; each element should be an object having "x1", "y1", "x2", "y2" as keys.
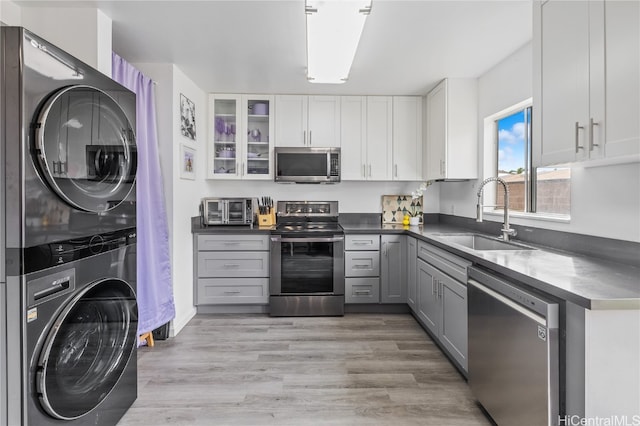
[{"x1": 483, "y1": 209, "x2": 571, "y2": 224}]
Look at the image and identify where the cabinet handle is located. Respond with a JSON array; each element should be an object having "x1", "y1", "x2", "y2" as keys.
[
  {"x1": 394, "y1": 164, "x2": 398, "y2": 178},
  {"x1": 352, "y1": 241, "x2": 370, "y2": 245},
  {"x1": 304, "y1": 130, "x2": 307, "y2": 146},
  {"x1": 224, "y1": 291, "x2": 241, "y2": 294},
  {"x1": 432, "y1": 280, "x2": 436, "y2": 295},
  {"x1": 353, "y1": 264, "x2": 370, "y2": 269},
  {"x1": 223, "y1": 242, "x2": 240, "y2": 245},
  {"x1": 438, "y1": 281, "x2": 443, "y2": 298},
  {"x1": 242, "y1": 162, "x2": 245, "y2": 176},
  {"x1": 368, "y1": 164, "x2": 372, "y2": 177},
  {"x1": 363, "y1": 164, "x2": 366, "y2": 178},
  {"x1": 223, "y1": 263, "x2": 240, "y2": 268},
  {"x1": 355, "y1": 290, "x2": 371, "y2": 295},
  {"x1": 589, "y1": 118, "x2": 599, "y2": 151},
  {"x1": 309, "y1": 130, "x2": 312, "y2": 145},
  {"x1": 575, "y1": 122, "x2": 585, "y2": 153},
  {"x1": 383, "y1": 242, "x2": 387, "y2": 257}
]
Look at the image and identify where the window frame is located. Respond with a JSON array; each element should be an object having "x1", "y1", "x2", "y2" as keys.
[{"x1": 482, "y1": 98, "x2": 571, "y2": 222}]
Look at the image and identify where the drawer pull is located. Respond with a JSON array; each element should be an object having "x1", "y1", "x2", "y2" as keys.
[
  {"x1": 223, "y1": 242, "x2": 240, "y2": 245},
  {"x1": 224, "y1": 291, "x2": 241, "y2": 294},
  {"x1": 223, "y1": 263, "x2": 240, "y2": 268},
  {"x1": 352, "y1": 264, "x2": 370, "y2": 269},
  {"x1": 352, "y1": 241, "x2": 371, "y2": 245},
  {"x1": 354, "y1": 290, "x2": 371, "y2": 295}
]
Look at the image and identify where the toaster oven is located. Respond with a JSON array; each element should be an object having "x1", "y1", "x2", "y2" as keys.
[{"x1": 201, "y1": 198, "x2": 256, "y2": 225}]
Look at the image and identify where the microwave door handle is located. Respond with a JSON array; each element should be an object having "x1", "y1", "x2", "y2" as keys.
[
  {"x1": 223, "y1": 200, "x2": 229, "y2": 224},
  {"x1": 327, "y1": 152, "x2": 331, "y2": 179}
]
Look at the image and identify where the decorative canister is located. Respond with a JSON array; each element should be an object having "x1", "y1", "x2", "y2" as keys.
[{"x1": 252, "y1": 103, "x2": 268, "y2": 115}]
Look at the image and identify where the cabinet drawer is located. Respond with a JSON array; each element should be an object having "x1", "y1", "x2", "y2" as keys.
[
  {"x1": 417, "y1": 240, "x2": 471, "y2": 283},
  {"x1": 197, "y1": 234, "x2": 269, "y2": 251},
  {"x1": 197, "y1": 252, "x2": 269, "y2": 278},
  {"x1": 196, "y1": 278, "x2": 268, "y2": 305},
  {"x1": 345, "y1": 234, "x2": 380, "y2": 250},
  {"x1": 345, "y1": 251, "x2": 380, "y2": 277},
  {"x1": 345, "y1": 278, "x2": 380, "y2": 304}
]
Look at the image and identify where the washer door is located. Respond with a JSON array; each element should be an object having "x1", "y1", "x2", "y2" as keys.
[
  {"x1": 35, "y1": 85, "x2": 137, "y2": 212},
  {"x1": 37, "y1": 278, "x2": 137, "y2": 420}
]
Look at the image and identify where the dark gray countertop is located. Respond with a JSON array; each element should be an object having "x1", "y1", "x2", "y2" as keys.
[
  {"x1": 343, "y1": 222, "x2": 640, "y2": 311},
  {"x1": 192, "y1": 217, "x2": 640, "y2": 310}
]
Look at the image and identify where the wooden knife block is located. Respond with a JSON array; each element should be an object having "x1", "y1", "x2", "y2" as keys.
[{"x1": 258, "y1": 208, "x2": 276, "y2": 227}]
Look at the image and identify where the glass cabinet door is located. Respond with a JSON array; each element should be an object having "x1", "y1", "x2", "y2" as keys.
[
  {"x1": 210, "y1": 95, "x2": 240, "y2": 178},
  {"x1": 208, "y1": 94, "x2": 273, "y2": 180},
  {"x1": 244, "y1": 96, "x2": 274, "y2": 179}
]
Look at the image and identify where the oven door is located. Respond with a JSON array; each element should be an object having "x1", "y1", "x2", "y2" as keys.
[{"x1": 270, "y1": 235, "x2": 345, "y2": 295}]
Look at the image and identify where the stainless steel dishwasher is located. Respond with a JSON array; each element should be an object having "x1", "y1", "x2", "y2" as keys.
[{"x1": 468, "y1": 266, "x2": 559, "y2": 426}]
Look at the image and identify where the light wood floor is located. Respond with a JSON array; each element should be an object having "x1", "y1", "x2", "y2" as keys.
[{"x1": 118, "y1": 314, "x2": 492, "y2": 426}]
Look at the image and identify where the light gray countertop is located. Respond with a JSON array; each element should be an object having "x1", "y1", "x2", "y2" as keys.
[{"x1": 192, "y1": 217, "x2": 640, "y2": 310}]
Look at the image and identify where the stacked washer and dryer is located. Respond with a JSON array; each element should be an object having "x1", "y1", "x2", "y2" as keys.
[{"x1": 1, "y1": 27, "x2": 138, "y2": 425}]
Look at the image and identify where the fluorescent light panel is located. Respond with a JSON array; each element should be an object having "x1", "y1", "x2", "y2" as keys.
[{"x1": 306, "y1": 0, "x2": 372, "y2": 84}]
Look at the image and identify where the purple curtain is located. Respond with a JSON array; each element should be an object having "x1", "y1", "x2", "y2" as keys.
[{"x1": 112, "y1": 53, "x2": 175, "y2": 336}]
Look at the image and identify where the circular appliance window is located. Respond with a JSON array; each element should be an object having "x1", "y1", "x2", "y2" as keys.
[
  {"x1": 37, "y1": 278, "x2": 138, "y2": 420},
  {"x1": 35, "y1": 85, "x2": 137, "y2": 213}
]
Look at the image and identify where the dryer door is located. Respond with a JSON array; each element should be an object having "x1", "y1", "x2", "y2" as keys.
[
  {"x1": 37, "y1": 278, "x2": 137, "y2": 420},
  {"x1": 34, "y1": 85, "x2": 137, "y2": 213}
]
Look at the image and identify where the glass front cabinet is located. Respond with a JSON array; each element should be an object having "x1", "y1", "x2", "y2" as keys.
[{"x1": 208, "y1": 94, "x2": 274, "y2": 180}]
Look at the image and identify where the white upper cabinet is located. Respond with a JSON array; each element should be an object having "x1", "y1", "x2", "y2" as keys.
[
  {"x1": 392, "y1": 96, "x2": 422, "y2": 181},
  {"x1": 366, "y1": 96, "x2": 393, "y2": 180},
  {"x1": 534, "y1": 0, "x2": 639, "y2": 166},
  {"x1": 274, "y1": 95, "x2": 341, "y2": 147},
  {"x1": 341, "y1": 96, "x2": 421, "y2": 181},
  {"x1": 340, "y1": 96, "x2": 368, "y2": 180},
  {"x1": 341, "y1": 96, "x2": 393, "y2": 181},
  {"x1": 424, "y1": 78, "x2": 478, "y2": 181},
  {"x1": 208, "y1": 94, "x2": 274, "y2": 180}
]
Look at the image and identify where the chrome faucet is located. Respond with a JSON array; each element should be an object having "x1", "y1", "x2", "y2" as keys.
[{"x1": 476, "y1": 177, "x2": 517, "y2": 241}]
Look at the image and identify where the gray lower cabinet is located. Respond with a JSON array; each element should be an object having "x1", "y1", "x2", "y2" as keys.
[
  {"x1": 407, "y1": 237, "x2": 417, "y2": 310},
  {"x1": 195, "y1": 234, "x2": 270, "y2": 305},
  {"x1": 345, "y1": 277, "x2": 380, "y2": 303},
  {"x1": 380, "y1": 234, "x2": 407, "y2": 303},
  {"x1": 345, "y1": 234, "x2": 380, "y2": 304},
  {"x1": 415, "y1": 240, "x2": 470, "y2": 371}
]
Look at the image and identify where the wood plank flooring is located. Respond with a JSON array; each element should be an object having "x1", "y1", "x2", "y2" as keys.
[{"x1": 118, "y1": 314, "x2": 492, "y2": 426}]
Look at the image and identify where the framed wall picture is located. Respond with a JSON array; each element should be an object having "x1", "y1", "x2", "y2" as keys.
[
  {"x1": 180, "y1": 93, "x2": 196, "y2": 140},
  {"x1": 180, "y1": 144, "x2": 196, "y2": 180}
]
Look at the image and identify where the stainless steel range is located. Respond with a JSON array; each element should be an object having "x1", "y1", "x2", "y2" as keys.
[{"x1": 269, "y1": 201, "x2": 345, "y2": 316}]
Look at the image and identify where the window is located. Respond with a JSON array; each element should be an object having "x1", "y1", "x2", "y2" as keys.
[{"x1": 494, "y1": 105, "x2": 571, "y2": 216}]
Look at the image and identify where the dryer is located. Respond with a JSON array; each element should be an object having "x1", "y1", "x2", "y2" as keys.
[{"x1": 1, "y1": 27, "x2": 138, "y2": 425}]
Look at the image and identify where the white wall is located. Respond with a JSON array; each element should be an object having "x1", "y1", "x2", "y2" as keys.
[
  {"x1": 202, "y1": 180, "x2": 440, "y2": 215},
  {"x1": 0, "y1": 0, "x2": 21, "y2": 25},
  {"x1": 439, "y1": 41, "x2": 640, "y2": 242}
]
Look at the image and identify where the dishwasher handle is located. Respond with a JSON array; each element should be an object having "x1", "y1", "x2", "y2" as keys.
[
  {"x1": 468, "y1": 266, "x2": 559, "y2": 329},
  {"x1": 468, "y1": 279, "x2": 546, "y2": 326}
]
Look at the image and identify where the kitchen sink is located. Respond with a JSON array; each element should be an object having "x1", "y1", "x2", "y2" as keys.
[{"x1": 435, "y1": 234, "x2": 535, "y2": 251}]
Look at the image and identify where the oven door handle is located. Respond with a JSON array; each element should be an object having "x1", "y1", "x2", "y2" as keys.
[{"x1": 271, "y1": 236, "x2": 345, "y2": 243}]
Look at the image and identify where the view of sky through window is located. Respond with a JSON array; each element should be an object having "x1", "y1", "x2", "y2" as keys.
[{"x1": 497, "y1": 110, "x2": 526, "y2": 174}]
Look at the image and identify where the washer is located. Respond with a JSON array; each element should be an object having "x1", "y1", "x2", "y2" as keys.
[{"x1": 1, "y1": 27, "x2": 138, "y2": 425}]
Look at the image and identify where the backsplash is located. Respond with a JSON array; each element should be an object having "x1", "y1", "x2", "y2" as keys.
[
  {"x1": 202, "y1": 180, "x2": 440, "y2": 214},
  {"x1": 381, "y1": 195, "x2": 423, "y2": 224}
]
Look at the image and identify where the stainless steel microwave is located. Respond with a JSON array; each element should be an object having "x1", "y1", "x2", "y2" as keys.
[
  {"x1": 274, "y1": 147, "x2": 340, "y2": 183},
  {"x1": 201, "y1": 198, "x2": 256, "y2": 225}
]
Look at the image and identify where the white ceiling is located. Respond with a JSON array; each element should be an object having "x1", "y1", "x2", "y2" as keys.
[{"x1": 18, "y1": 0, "x2": 533, "y2": 95}]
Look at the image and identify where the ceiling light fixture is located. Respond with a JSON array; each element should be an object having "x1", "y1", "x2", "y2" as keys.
[{"x1": 305, "y1": 0, "x2": 372, "y2": 84}]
